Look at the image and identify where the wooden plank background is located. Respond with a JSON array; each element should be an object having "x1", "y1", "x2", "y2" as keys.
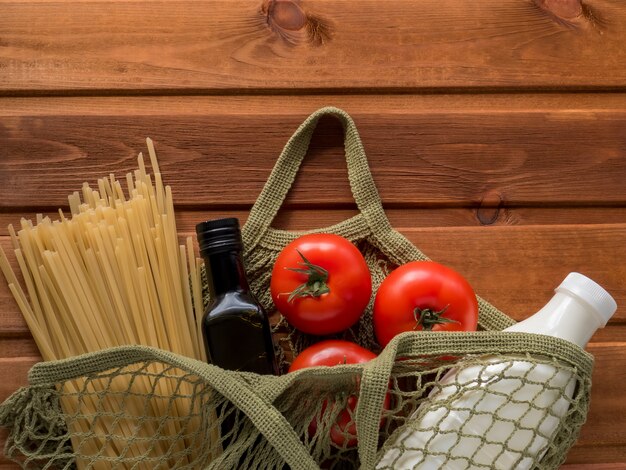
[
  {"x1": 1, "y1": 0, "x2": 625, "y2": 468},
  {"x1": 2, "y1": 0, "x2": 626, "y2": 92}
]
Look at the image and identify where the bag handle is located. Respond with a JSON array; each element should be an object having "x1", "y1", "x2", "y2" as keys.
[{"x1": 243, "y1": 107, "x2": 392, "y2": 249}]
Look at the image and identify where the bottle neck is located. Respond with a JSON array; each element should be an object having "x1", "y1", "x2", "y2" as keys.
[
  {"x1": 201, "y1": 249, "x2": 250, "y2": 297},
  {"x1": 505, "y1": 292, "x2": 602, "y2": 347}
]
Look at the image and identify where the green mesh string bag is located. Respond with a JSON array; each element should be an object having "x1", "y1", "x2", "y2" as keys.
[
  {"x1": 238, "y1": 107, "x2": 513, "y2": 366},
  {"x1": 1, "y1": 107, "x2": 594, "y2": 469}
]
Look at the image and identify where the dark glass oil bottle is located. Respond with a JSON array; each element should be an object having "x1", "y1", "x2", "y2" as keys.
[{"x1": 196, "y1": 217, "x2": 278, "y2": 375}]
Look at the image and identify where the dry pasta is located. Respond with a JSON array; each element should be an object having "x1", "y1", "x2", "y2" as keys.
[{"x1": 0, "y1": 138, "x2": 209, "y2": 468}]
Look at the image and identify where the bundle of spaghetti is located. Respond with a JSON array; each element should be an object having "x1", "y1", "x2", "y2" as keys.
[{"x1": 0, "y1": 139, "x2": 211, "y2": 468}]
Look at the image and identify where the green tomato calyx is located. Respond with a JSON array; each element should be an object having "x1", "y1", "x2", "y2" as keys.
[
  {"x1": 413, "y1": 305, "x2": 459, "y2": 331},
  {"x1": 285, "y1": 250, "x2": 330, "y2": 302}
]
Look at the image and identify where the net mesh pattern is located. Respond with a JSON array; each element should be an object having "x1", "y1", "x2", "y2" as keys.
[
  {"x1": 0, "y1": 337, "x2": 592, "y2": 470},
  {"x1": 215, "y1": 234, "x2": 412, "y2": 370},
  {"x1": 0, "y1": 107, "x2": 595, "y2": 469},
  {"x1": 377, "y1": 355, "x2": 589, "y2": 470},
  {"x1": 204, "y1": 223, "x2": 512, "y2": 372}
]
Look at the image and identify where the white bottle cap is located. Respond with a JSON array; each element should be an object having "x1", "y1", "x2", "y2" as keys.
[{"x1": 556, "y1": 273, "x2": 617, "y2": 327}]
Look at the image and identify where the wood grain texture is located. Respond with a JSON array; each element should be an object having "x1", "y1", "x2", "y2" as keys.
[
  {"x1": 0, "y1": 357, "x2": 38, "y2": 399},
  {"x1": 1, "y1": 95, "x2": 626, "y2": 209},
  {"x1": 563, "y1": 463, "x2": 626, "y2": 470},
  {"x1": 1, "y1": 0, "x2": 626, "y2": 93},
  {"x1": 1, "y1": 0, "x2": 626, "y2": 464},
  {"x1": 3, "y1": 206, "x2": 626, "y2": 238},
  {"x1": 0, "y1": 338, "x2": 40, "y2": 358}
]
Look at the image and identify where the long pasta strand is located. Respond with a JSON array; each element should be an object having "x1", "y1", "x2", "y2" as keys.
[{"x1": 0, "y1": 139, "x2": 207, "y2": 468}]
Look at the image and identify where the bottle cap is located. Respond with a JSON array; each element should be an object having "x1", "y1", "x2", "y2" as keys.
[
  {"x1": 195, "y1": 217, "x2": 243, "y2": 255},
  {"x1": 556, "y1": 273, "x2": 617, "y2": 327}
]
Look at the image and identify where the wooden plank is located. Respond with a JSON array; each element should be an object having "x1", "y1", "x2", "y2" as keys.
[
  {"x1": 409, "y1": 224, "x2": 626, "y2": 323},
  {"x1": 4, "y1": 94, "x2": 626, "y2": 117},
  {"x1": 0, "y1": 357, "x2": 38, "y2": 402},
  {"x1": 3, "y1": 204, "x2": 626, "y2": 236},
  {"x1": 1, "y1": 343, "x2": 624, "y2": 466},
  {"x1": 576, "y1": 343, "x2": 626, "y2": 447},
  {"x1": 0, "y1": 338, "x2": 40, "y2": 358},
  {"x1": 1, "y1": 1, "x2": 626, "y2": 93},
  {"x1": 3, "y1": 206, "x2": 626, "y2": 238},
  {"x1": 2, "y1": 223, "x2": 625, "y2": 334},
  {"x1": 564, "y1": 463, "x2": 626, "y2": 469},
  {"x1": 2, "y1": 95, "x2": 626, "y2": 208}
]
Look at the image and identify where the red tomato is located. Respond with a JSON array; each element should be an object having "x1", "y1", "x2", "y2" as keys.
[
  {"x1": 289, "y1": 340, "x2": 390, "y2": 448},
  {"x1": 289, "y1": 339, "x2": 377, "y2": 370},
  {"x1": 373, "y1": 261, "x2": 478, "y2": 347},
  {"x1": 271, "y1": 234, "x2": 372, "y2": 335}
]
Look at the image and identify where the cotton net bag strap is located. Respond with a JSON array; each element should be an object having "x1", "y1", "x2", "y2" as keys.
[
  {"x1": 242, "y1": 106, "x2": 514, "y2": 331},
  {"x1": 242, "y1": 106, "x2": 394, "y2": 251}
]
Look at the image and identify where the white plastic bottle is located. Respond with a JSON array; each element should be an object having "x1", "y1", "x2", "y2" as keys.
[{"x1": 377, "y1": 273, "x2": 617, "y2": 470}]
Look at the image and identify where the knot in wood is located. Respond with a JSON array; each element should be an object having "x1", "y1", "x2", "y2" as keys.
[
  {"x1": 262, "y1": 0, "x2": 332, "y2": 45},
  {"x1": 263, "y1": 0, "x2": 307, "y2": 31},
  {"x1": 534, "y1": 0, "x2": 583, "y2": 21},
  {"x1": 476, "y1": 191, "x2": 504, "y2": 226}
]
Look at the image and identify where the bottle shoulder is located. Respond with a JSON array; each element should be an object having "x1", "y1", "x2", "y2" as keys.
[
  {"x1": 504, "y1": 293, "x2": 598, "y2": 347},
  {"x1": 210, "y1": 290, "x2": 261, "y2": 304},
  {"x1": 204, "y1": 291, "x2": 266, "y2": 319}
]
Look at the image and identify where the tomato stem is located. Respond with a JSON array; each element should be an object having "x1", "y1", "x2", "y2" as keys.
[
  {"x1": 285, "y1": 250, "x2": 330, "y2": 302},
  {"x1": 413, "y1": 305, "x2": 459, "y2": 331}
]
